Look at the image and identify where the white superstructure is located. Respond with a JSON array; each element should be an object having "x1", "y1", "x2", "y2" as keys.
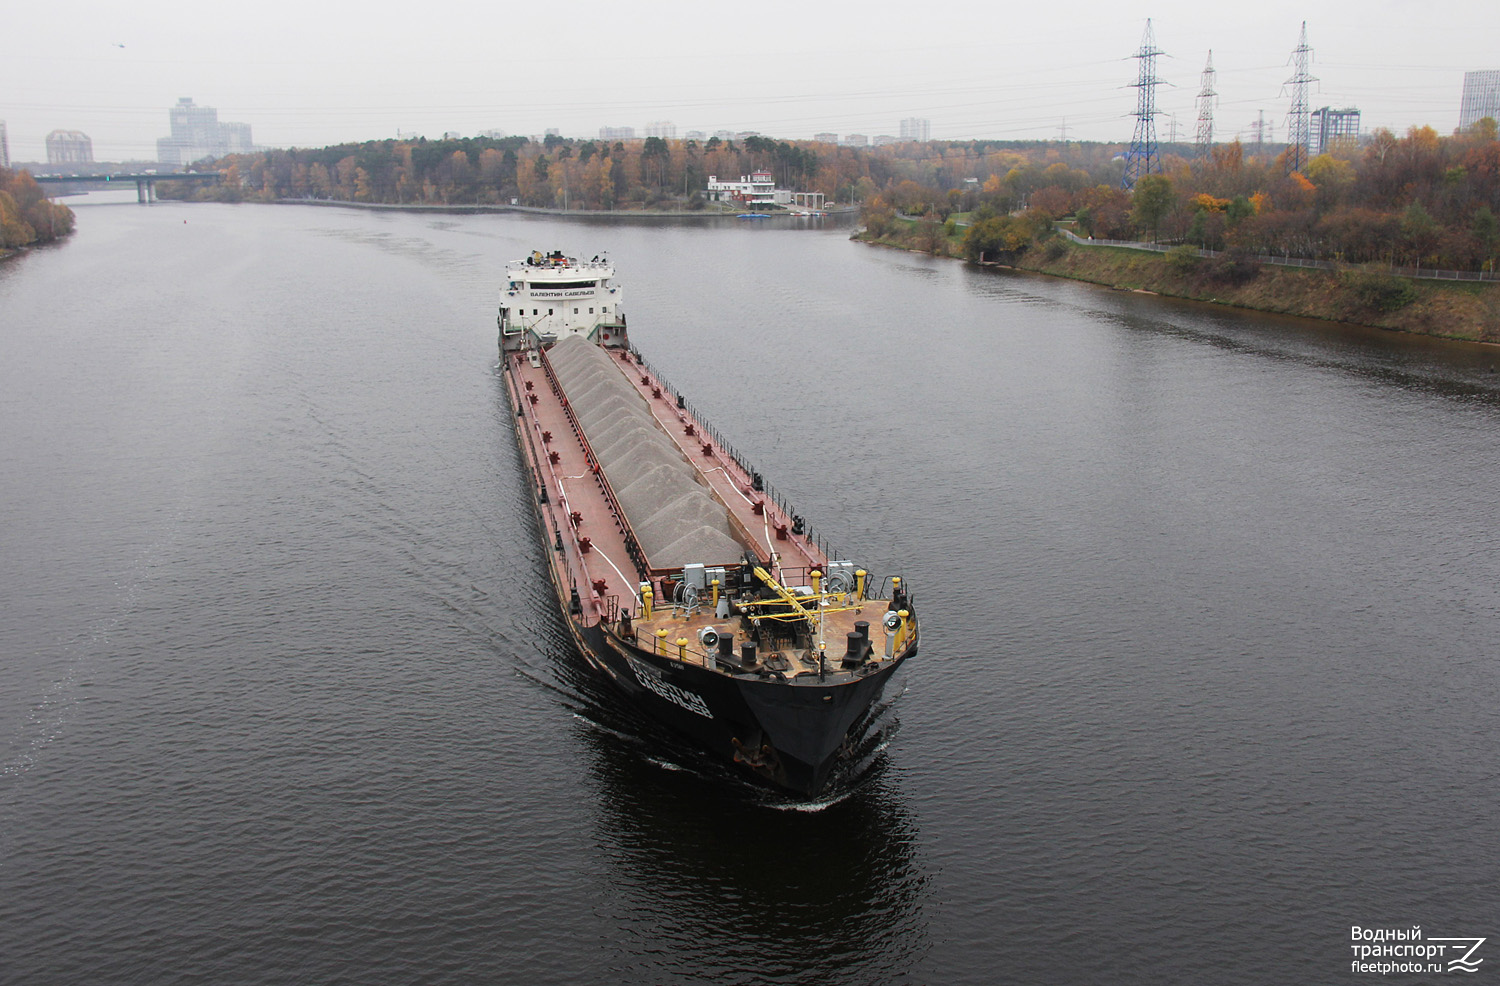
[{"x1": 498, "y1": 250, "x2": 628, "y2": 352}]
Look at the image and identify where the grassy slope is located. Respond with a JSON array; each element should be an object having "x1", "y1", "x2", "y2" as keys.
[{"x1": 856, "y1": 222, "x2": 1500, "y2": 344}]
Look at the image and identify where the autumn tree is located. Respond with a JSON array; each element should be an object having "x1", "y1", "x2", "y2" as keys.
[
  {"x1": 0, "y1": 169, "x2": 74, "y2": 246},
  {"x1": 0, "y1": 189, "x2": 35, "y2": 247},
  {"x1": 962, "y1": 209, "x2": 1032, "y2": 262},
  {"x1": 1305, "y1": 154, "x2": 1355, "y2": 211},
  {"x1": 1130, "y1": 174, "x2": 1176, "y2": 241},
  {"x1": 641, "y1": 136, "x2": 669, "y2": 192},
  {"x1": 860, "y1": 194, "x2": 896, "y2": 237}
]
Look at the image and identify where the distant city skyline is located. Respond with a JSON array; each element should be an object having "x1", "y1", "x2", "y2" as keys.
[
  {"x1": 156, "y1": 97, "x2": 254, "y2": 165},
  {"x1": 2, "y1": 1, "x2": 1497, "y2": 162}
]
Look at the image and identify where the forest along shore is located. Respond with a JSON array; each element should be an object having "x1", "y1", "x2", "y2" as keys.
[
  {"x1": 855, "y1": 221, "x2": 1500, "y2": 345},
  {"x1": 850, "y1": 124, "x2": 1500, "y2": 344},
  {"x1": 269, "y1": 198, "x2": 855, "y2": 219}
]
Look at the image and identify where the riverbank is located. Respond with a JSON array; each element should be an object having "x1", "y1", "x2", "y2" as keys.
[
  {"x1": 856, "y1": 223, "x2": 1500, "y2": 344},
  {"x1": 233, "y1": 197, "x2": 856, "y2": 220},
  {"x1": 277, "y1": 199, "x2": 733, "y2": 218}
]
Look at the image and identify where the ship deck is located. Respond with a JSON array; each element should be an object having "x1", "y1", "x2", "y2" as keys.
[
  {"x1": 505, "y1": 344, "x2": 827, "y2": 629},
  {"x1": 625, "y1": 596, "x2": 898, "y2": 681}
]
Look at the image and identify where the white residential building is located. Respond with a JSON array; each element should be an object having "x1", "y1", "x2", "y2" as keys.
[
  {"x1": 704, "y1": 171, "x2": 790, "y2": 206},
  {"x1": 156, "y1": 97, "x2": 255, "y2": 165},
  {"x1": 46, "y1": 130, "x2": 93, "y2": 165}
]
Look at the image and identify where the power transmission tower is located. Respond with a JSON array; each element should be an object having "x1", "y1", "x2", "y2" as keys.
[
  {"x1": 1249, "y1": 111, "x2": 1269, "y2": 155},
  {"x1": 1282, "y1": 22, "x2": 1316, "y2": 172},
  {"x1": 1195, "y1": 50, "x2": 1217, "y2": 157},
  {"x1": 1057, "y1": 117, "x2": 1071, "y2": 143},
  {"x1": 1122, "y1": 18, "x2": 1164, "y2": 190}
]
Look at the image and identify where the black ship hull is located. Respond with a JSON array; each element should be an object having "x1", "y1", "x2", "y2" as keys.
[{"x1": 580, "y1": 622, "x2": 912, "y2": 795}]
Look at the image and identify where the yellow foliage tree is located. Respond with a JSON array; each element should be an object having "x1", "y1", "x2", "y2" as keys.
[{"x1": 0, "y1": 189, "x2": 36, "y2": 248}]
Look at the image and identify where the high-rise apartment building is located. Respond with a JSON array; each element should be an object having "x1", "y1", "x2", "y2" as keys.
[
  {"x1": 156, "y1": 97, "x2": 254, "y2": 165},
  {"x1": 0, "y1": 120, "x2": 9, "y2": 168},
  {"x1": 1309, "y1": 107, "x2": 1360, "y2": 156},
  {"x1": 899, "y1": 117, "x2": 931, "y2": 141},
  {"x1": 644, "y1": 121, "x2": 677, "y2": 139},
  {"x1": 46, "y1": 130, "x2": 94, "y2": 165},
  {"x1": 1459, "y1": 70, "x2": 1500, "y2": 130},
  {"x1": 599, "y1": 126, "x2": 636, "y2": 141}
]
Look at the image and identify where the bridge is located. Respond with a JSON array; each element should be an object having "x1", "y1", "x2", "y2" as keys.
[{"x1": 34, "y1": 172, "x2": 223, "y2": 204}]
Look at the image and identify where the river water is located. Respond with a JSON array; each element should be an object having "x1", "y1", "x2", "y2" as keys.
[{"x1": 2, "y1": 194, "x2": 1498, "y2": 984}]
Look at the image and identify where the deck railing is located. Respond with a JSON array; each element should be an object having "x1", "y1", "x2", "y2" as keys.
[{"x1": 629, "y1": 347, "x2": 849, "y2": 568}]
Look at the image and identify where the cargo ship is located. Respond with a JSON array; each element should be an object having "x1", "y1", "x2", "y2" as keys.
[{"x1": 498, "y1": 250, "x2": 918, "y2": 795}]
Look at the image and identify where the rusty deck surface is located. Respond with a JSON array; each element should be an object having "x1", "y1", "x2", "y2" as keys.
[{"x1": 505, "y1": 345, "x2": 829, "y2": 628}]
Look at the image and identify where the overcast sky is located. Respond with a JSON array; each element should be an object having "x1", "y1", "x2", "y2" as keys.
[{"x1": 3, "y1": 0, "x2": 1495, "y2": 162}]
